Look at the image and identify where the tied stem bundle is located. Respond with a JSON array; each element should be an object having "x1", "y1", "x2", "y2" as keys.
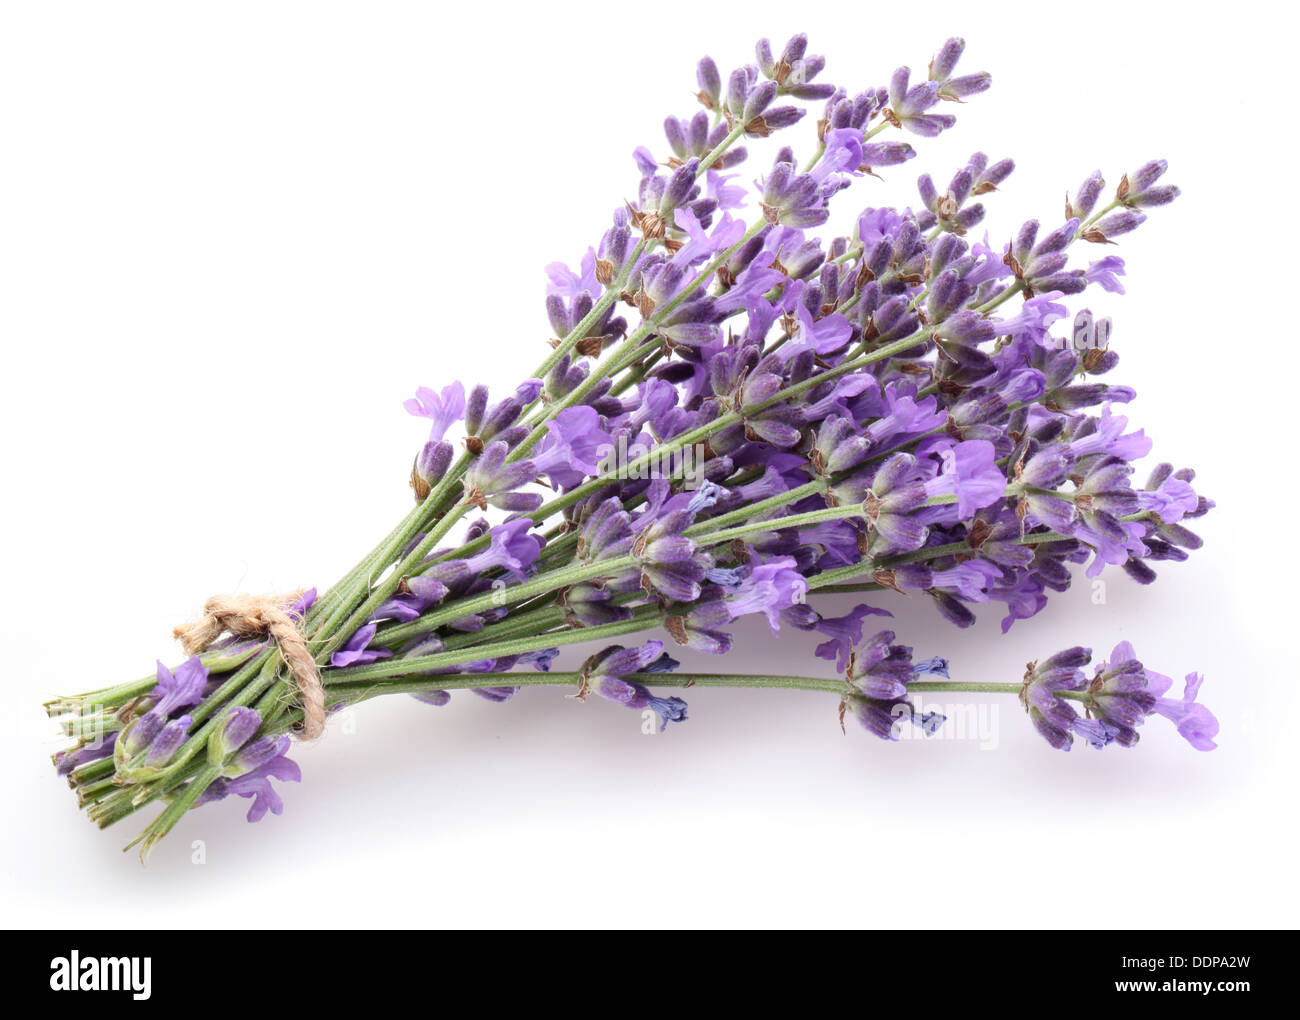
[
  {"x1": 47, "y1": 33, "x2": 1217, "y2": 859},
  {"x1": 172, "y1": 594, "x2": 326, "y2": 740}
]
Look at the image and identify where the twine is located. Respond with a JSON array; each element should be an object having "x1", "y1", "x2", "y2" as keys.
[{"x1": 173, "y1": 591, "x2": 325, "y2": 740}]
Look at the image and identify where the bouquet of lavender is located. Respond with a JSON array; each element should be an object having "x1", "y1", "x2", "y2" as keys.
[{"x1": 47, "y1": 34, "x2": 1218, "y2": 858}]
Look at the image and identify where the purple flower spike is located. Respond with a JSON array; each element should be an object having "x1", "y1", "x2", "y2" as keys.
[
  {"x1": 853, "y1": 454, "x2": 929, "y2": 553},
  {"x1": 848, "y1": 629, "x2": 917, "y2": 699},
  {"x1": 635, "y1": 509, "x2": 711, "y2": 602},
  {"x1": 760, "y1": 158, "x2": 834, "y2": 228},
  {"x1": 843, "y1": 630, "x2": 947, "y2": 740},
  {"x1": 1021, "y1": 647, "x2": 1091, "y2": 750},
  {"x1": 1091, "y1": 640, "x2": 1219, "y2": 751},
  {"x1": 1022, "y1": 643, "x2": 1216, "y2": 752},
  {"x1": 1121, "y1": 160, "x2": 1180, "y2": 208},
  {"x1": 927, "y1": 37, "x2": 991, "y2": 102}
]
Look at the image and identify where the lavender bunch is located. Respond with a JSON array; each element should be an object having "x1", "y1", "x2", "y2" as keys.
[{"x1": 47, "y1": 34, "x2": 1216, "y2": 857}]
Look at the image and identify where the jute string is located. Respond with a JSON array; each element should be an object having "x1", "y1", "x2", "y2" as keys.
[{"x1": 173, "y1": 592, "x2": 325, "y2": 740}]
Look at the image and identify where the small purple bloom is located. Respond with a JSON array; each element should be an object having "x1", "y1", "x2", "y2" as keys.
[
  {"x1": 588, "y1": 640, "x2": 688, "y2": 731},
  {"x1": 722, "y1": 556, "x2": 809, "y2": 632},
  {"x1": 813, "y1": 603, "x2": 893, "y2": 672},
  {"x1": 924, "y1": 440, "x2": 1007, "y2": 518},
  {"x1": 463, "y1": 519, "x2": 543, "y2": 581},
  {"x1": 464, "y1": 441, "x2": 543, "y2": 512},
  {"x1": 886, "y1": 66, "x2": 954, "y2": 137},
  {"x1": 145, "y1": 715, "x2": 191, "y2": 767},
  {"x1": 197, "y1": 736, "x2": 301, "y2": 823},
  {"x1": 149, "y1": 656, "x2": 208, "y2": 717},
  {"x1": 404, "y1": 381, "x2": 467, "y2": 443},
  {"x1": 54, "y1": 735, "x2": 115, "y2": 776},
  {"x1": 545, "y1": 250, "x2": 600, "y2": 301},
  {"x1": 330, "y1": 623, "x2": 393, "y2": 668},
  {"x1": 211, "y1": 706, "x2": 261, "y2": 760},
  {"x1": 1151, "y1": 671, "x2": 1219, "y2": 751},
  {"x1": 532, "y1": 406, "x2": 614, "y2": 489}
]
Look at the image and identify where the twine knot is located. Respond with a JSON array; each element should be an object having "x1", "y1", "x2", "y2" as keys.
[{"x1": 173, "y1": 591, "x2": 325, "y2": 740}]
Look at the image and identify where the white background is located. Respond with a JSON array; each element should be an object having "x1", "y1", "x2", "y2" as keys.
[{"x1": 2, "y1": 1, "x2": 1295, "y2": 929}]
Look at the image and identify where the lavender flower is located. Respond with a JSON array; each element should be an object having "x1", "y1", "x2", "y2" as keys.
[
  {"x1": 842, "y1": 630, "x2": 947, "y2": 739},
  {"x1": 47, "y1": 32, "x2": 1213, "y2": 858},
  {"x1": 147, "y1": 656, "x2": 208, "y2": 718},
  {"x1": 404, "y1": 381, "x2": 466, "y2": 442},
  {"x1": 884, "y1": 66, "x2": 955, "y2": 137},
  {"x1": 1087, "y1": 641, "x2": 1219, "y2": 750},
  {"x1": 1021, "y1": 643, "x2": 1218, "y2": 751},
  {"x1": 719, "y1": 555, "x2": 809, "y2": 632},
  {"x1": 923, "y1": 440, "x2": 1007, "y2": 518},
  {"x1": 586, "y1": 641, "x2": 687, "y2": 730},
  {"x1": 927, "y1": 38, "x2": 991, "y2": 101},
  {"x1": 144, "y1": 716, "x2": 190, "y2": 768},
  {"x1": 197, "y1": 736, "x2": 302, "y2": 823},
  {"x1": 463, "y1": 442, "x2": 543, "y2": 512},
  {"x1": 814, "y1": 603, "x2": 893, "y2": 672},
  {"x1": 330, "y1": 623, "x2": 392, "y2": 668}
]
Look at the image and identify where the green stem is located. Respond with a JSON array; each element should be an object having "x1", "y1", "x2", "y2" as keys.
[
  {"x1": 907, "y1": 681, "x2": 1021, "y2": 695},
  {"x1": 697, "y1": 122, "x2": 747, "y2": 173},
  {"x1": 321, "y1": 671, "x2": 1041, "y2": 702},
  {"x1": 321, "y1": 609, "x2": 664, "y2": 686},
  {"x1": 315, "y1": 503, "x2": 470, "y2": 659},
  {"x1": 377, "y1": 553, "x2": 642, "y2": 645},
  {"x1": 1076, "y1": 198, "x2": 1122, "y2": 237}
]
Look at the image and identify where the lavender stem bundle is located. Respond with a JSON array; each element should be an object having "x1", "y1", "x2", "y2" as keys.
[{"x1": 47, "y1": 34, "x2": 1218, "y2": 858}]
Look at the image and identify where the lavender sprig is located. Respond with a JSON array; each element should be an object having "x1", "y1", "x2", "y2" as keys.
[{"x1": 46, "y1": 33, "x2": 1216, "y2": 858}]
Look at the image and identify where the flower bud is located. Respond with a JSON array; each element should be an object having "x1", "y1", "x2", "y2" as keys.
[
  {"x1": 208, "y1": 706, "x2": 261, "y2": 765},
  {"x1": 411, "y1": 440, "x2": 453, "y2": 501},
  {"x1": 122, "y1": 712, "x2": 164, "y2": 757},
  {"x1": 144, "y1": 715, "x2": 191, "y2": 768},
  {"x1": 696, "y1": 57, "x2": 721, "y2": 110}
]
